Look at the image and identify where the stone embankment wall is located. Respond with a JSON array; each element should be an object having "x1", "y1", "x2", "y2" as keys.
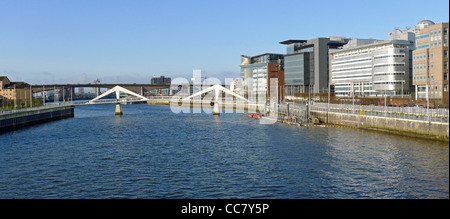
[
  {"x1": 0, "y1": 106, "x2": 74, "y2": 133},
  {"x1": 312, "y1": 110, "x2": 449, "y2": 141}
]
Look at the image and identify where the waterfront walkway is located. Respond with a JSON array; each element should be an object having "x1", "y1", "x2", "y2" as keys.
[{"x1": 279, "y1": 101, "x2": 449, "y2": 124}]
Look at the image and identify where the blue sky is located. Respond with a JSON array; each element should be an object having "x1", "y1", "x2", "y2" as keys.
[{"x1": 1, "y1": 0, "x2": 449, "y2": 84}]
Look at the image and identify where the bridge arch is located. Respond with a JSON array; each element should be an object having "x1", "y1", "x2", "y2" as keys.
[
  {"x1": 182, "y1": 84, "x2": 250, "y2": 115},
  {"x1": 88, "y1": 86, "x2": 149, "y2": 104}
]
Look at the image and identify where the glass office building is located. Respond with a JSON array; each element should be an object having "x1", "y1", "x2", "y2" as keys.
[
  {"x1": 283, "y1": 52, "x2": 314, "y2": 95},
  {"x1": 240, "y1": 54, "x2": 284, "y2": 99},
  {"x1": 280, "y1": 37, "x2": 349, "y2": 98}
]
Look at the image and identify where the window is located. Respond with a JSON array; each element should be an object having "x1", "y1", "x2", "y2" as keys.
[
  {"x1": 445, "y1": 50, "x2": 448, "y2": 58},
  {"x1": 445, "y1": 73, "x2": 448, "y2": 81},
  {"x1": 444, "y1": 84, "x2": 448, "y2": 92},
  {"x1": 445, "y1": 62, "x2": 449, "y2": 70},
  {"x1": 430, "y1": 52, "x2": 434, "y2": 59},
  {"x1": 431, "y1": 63, "x2": 434, "y2": 70}
]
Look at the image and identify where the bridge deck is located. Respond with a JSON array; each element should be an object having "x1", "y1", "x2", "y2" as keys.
[{"x1": 30, "y1": 84, "x2": 170, "y2": 94}]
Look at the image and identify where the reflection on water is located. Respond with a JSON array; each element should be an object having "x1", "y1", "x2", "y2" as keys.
[{"x1": 0, "y1": 104, "x2": 448, "y2": 199}]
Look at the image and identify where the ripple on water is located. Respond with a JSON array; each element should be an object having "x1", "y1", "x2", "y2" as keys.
[{"x1": 0, "y1": 104, "x2": 448, "y2": 199}]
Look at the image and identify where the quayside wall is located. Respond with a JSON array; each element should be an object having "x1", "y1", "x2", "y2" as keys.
[
  {"x1": 0, "y1": 105, "x2": 74, "y2": 133},
  {"x1": 311, "y1": 110, "x2": 449, "y2": 142}
]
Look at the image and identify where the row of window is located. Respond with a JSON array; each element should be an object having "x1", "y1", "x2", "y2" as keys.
[
  {"x1": 414, "y1": 74, "x2": 434, "y2": 82},
  {"x1": 374, "y1": 54, "x2": 405, "y2": 59},
  {"x1": 414, "y1": 73, "x2": 449, "y2": 83},
  {"x1": 373, "y1": 81, "x2": 406, "y2": 85},
  {"x1": 334, "y1": 86, "x2": 374, "y2": 91},
  {"x1": 413, "y1": 52, "x2": 434, "y2": 61},
  {"x1": 332, "y1": 54, "x2": 407, "y2": 66},
  {"x1": 417, "y1": 39, "x2": 448, "y2": 49},
  {"x1": 373, "y1": 63, "x2": 405, "y2": 67},
  {"x1": 333, "y1": 45, "x2": 406, "y2": 58},
  {"x1": 333, "y1": 63, "x2": 406, "y2": 73},
  {"x1": 416, "y1": 28, "x2": 447, "y2": 42},
  {"x1": 414, "y1": 63, "x2": 433, "y2": 71},
  {"x1": 417, "y1": 84, "x2": 448, "y2": 93},
  {"x1": 0, "y1": 92, "x2": 15, "y2": 98},
  {"x1": 333, "y1": 72, "x2": 406, "y2": 80},
  {"x1": 374, "y1": 72, "x2": 405, "y2": 76},
  {"x1": 332, "y1": 57, "x2": 371, "y2": 65}
]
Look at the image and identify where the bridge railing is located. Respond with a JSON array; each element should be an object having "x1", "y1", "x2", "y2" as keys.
[{"x1": 146, "y1": 96, "x2": 173, "y2": 101}]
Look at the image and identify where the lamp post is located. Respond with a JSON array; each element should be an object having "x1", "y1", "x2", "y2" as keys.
[
  {"x1": 43, "y1": 85, "x2": 46, "y2": 106},
  {"x1": 327, "y1": 81, "x2": 330, "y2": 123},
  {"x1": 14, "y1": 84, "x2": 16, "y2": 109},
  {"x1": 30, "y1": 85, "x2": 33, "y2": 107}
]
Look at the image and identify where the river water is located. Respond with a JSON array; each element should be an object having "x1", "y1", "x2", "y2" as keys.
[{"x1": 0, "y1": 104, "x2": 448, "y2": 199}]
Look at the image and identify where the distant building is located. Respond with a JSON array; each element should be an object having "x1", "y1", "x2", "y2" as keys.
[
  {"x1": 151, "y1": 76, "x2": 171, "y2": 85},
  {"x1": 240, "y1": 53, "x2": 284, "y2": 101},
  {"x1": 280, "y1": 37, "x2": 350, "y2": 97},
  {"x1": 389, "y1": 20, "x2": 438, "y2": 94},
  {"x1": 0, "y1": 76, "x2": 32, "y2": 107},
  {"x1": 330, "y1": 39, "x2": 411, "y2": 97},
  {"x1": 412, "y1": 21, "x2": 449, "y2": 103}
]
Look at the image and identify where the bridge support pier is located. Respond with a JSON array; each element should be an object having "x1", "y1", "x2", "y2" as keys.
[
  {"x1": 115, "y1": 103, "x2": 123, "y2": 116},
  {"x1": 213, "y1": 101, "x2": 220, "y2": 116}
]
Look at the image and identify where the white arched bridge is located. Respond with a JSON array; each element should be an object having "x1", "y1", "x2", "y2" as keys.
[
  {"x1": 70, "y1": 84, "x2": 254, "y2": 116},
  {"x1": 74, "y1": 84, "x2": 251, "y2": 115},
  {"x1": 181, "y1": 84, "x2": 250, "y2": 115},
  {"x1": 73, "y1": 86, "x2": 150, "y2": 115}
]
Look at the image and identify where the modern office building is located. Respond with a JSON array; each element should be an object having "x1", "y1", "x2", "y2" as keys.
[
  {"x1": 412, "y1": 21, "x2": 449, "y2": 104},
  {"x1": 240, "y1": 53, "x2": 284, "y2": 101},
  {"x1": 280, "y1": 37, "x2": 350, "y2": 97},
  {"x1": 330, "y1": 39, "x2": 411, "y2": 97},
  {"x1": 389, "y1": 27, "x2": 417, "y2": 93}
]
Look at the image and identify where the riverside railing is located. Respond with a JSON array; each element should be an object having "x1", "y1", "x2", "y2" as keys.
[
  {"x1": 0, "y1": 103, "x2": 74, "y2": 116},
  {"x1": 308, "y1": 102, "x2": 449, "y2": 123},
  {"x1": 278, "y1": 102, "x2": 308, "y2": 123}
]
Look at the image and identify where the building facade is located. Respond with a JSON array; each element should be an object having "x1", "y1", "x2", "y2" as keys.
[
  {"x1": 412, "y1": 22, "x2": 449, "y2": 103},
  {"x1": 240, "y1": 54, "x2": 284, "y2": 101},
  {"x1": 330, "y1": 39, "x2": 411, "y2": 97},
  {"x1": 151, "y1": 76, "x2": 171, "y2": 85},
  {"x1": 0, "y1": 76, "x2": 32, "y2": 107},
  {"x1": 280, "y1": 37, "x2": 349, "y2": 97}
]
